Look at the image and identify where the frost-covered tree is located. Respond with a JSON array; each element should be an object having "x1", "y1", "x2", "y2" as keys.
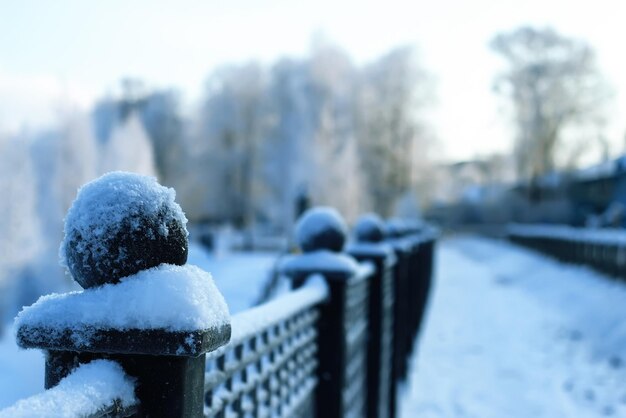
[
  {"x1": 0, "y1": 134, "x2": 42, "y2": 317},
  {"x1": 25, "y1": 112, "x2": 101, "y2": 305},
  {"x1": 307, "y1": 44, "x2": 365, "y2": 222},
  {"x1": 196, "y1": 63, "x2": 270, "y2": 228},
  {"x1": 99, "y1": 115, "x2": 157, "y2": 177},
  {"x1": 356, "y1": 47, "x2": 434, "y2": 216},
  {"x1": 56, "y1": 113, "x2": 99, "y2": 213},
  {"x1": 92, "y1": 96, "x2": 121, "y2": 144},
  {"x1": 27, "y1": 112, "x2": 99, "y2": 257},
  {"x1": 175, "y1": 43, "x2": 436, "y2": 229},
  {"x1": 263, "y1": 45, "x2": 366, "y2": 227},
  {"x1": 140, "y1": 90, "x2": 186, "y2": 185},
  {"x1": 262, "y1": 58, "x2": 315, "y2": 231},
  {"x1": 491, "y1": 26, "x2": 610, "y2": 179},
  {"x1": 93, "y1": 87, "x2": 186, "y2": 185}
]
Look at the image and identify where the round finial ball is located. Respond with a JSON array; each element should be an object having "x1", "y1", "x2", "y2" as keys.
[
  {"x1": 60, "y1": 172, "x2": 189, "y2": 288},
  {"x1": 295, "y1": 207, "x2": 347, "y2": 252},
  {"x1": 354, "y1": 213, "x2": 385, "y2": 243}
]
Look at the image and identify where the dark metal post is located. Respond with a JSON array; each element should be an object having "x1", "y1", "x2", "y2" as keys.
[
  {"x1": 281, "y1": 207, "x2": 370, "y2": 418},
  {"x1": 408, "y1": 228, "x2": 436, "y2": 352},
  {"x1": 383, "y1": 222, "x2": 411, "y2": 418},
  {"x1": 348, "y1": 214, "x2": 397, "y2": 418}
]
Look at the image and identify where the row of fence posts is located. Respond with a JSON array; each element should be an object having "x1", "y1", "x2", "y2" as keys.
[
  {"x1": 11, "y1": 202, "x2": 436, "y2": 417},
  {"x1": 345, "y1": 217, "x2": 435, "y2": 418},
  {"x1": 508, "y1": 228, "x2": 626, "y2": 279},
  {"x1": 239, "y1": 210, "x2": 437, "y2": 418}
]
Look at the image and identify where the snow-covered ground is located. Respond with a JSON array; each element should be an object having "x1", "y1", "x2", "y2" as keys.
[
  {"x1": 0, "y1": 242, "x2": 277, "y2": 410},
  {"x1": 401, "y1": 236, "x2": 626, "y2": 418}
]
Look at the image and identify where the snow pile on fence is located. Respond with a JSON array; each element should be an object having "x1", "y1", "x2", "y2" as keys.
[
  {"x1": 279, "y1": 251, "x2": 362, "y2": 276},
  {"x1": 295, "y1": 206, "x2": 347, "y2": 252},
  {"x1": 0, "y1": 360, "x2": 136, "y2": 418},
  {"x1": 212, "y1": 276, "x2": 328, "y2": 352},
  {"x1": 508, "y1": 224, "x2": 626, "y2": 245},
  {"x1": 15, "y1": 264, "x2": 229, "y2": 339}
]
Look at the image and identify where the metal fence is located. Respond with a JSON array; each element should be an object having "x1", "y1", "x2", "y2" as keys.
[
  {"x1": 508, "y1": 223, "x2": 626, "y2": 278},
  {"x1": 204, "y1": 283, "x2": 325, "y2": 418},
  {"x1": 4, "y1": 216, "x2": 437, "y2": 418}
]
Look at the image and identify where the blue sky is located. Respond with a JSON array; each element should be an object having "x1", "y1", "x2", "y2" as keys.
[{"x1": 1, "y1": 0, "x2": 625, "y2": 161}]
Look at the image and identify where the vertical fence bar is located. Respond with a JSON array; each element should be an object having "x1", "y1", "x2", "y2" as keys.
[
  {"x1": 280, "y1": 207, "x2": 371, "y2": 418},
  {"x1": 348, "y1": 214, "x2": 396, "y2": 418}
]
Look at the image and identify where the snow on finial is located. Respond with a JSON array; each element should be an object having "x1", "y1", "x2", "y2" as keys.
[
  {"x1": 295, "y1": 206, "x2": 347, "y2": 253},
  {"x1": 385, "y1": 218, "x2": 407, "y2": 238},
  {"x1": 354, "y1": 213, "x2": 385, "y2": 243},
  {"x1": 60, "y1": 172, "x2": 189, "y2": 288}
]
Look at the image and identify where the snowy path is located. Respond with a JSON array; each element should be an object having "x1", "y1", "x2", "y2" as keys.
[{"x1": 400, "y1": 236, "x2": 626, "y2": 418}]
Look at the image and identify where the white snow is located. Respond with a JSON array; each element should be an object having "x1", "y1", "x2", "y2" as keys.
[
  {"x1": 186, "y1": 242, "x2": 278, "y2": 314},
  {"x1": 279, "y1": 250, "x2": 362, "y2": 276},
  {"x1": 59, "y1": 171, "x2": 188, "y2": 271},
  {"x1": 0, "y1": 324, "x2": 44, "y2": 409},
  {"x1": 0, "y1": 360, "x2": 136, "y2": 418},
  {"x1": 346, "y1": 242, "x2": 396, "y2": 260},
  {"x1": 216, "y1": 276, "x2": 328, "y2": 352},
  {"x1": 401, "y1": 236, "x2": 626, "y2": 418},
  {"x1": 295, "y1": 206, "x2": 347, "y2": 249},
  {"x1": 15, "y1": 264, "x2": 229, "y2": 337}
]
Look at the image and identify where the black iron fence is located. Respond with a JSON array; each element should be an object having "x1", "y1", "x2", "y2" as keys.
[
  {"x1": 508, "y1": 223, "x2": 626, "y2": 278},
  {"x1": 3, "y1": 201, "x2": 436, "y2": 418},
  {"x1": 204, "y1": 282, "x2": 325, "y2": 418}
]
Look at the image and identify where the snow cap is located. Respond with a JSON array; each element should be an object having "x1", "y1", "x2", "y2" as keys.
[
  {"x1": 354, "y1": 213, "x2": 385, "y2": 243},
  {"x1": 295, "y1": 206, "x2": 347, "y2": 253},
  {"x1": 385, "y1": 218, "x2": 408, "y2": 238},
  {"x1": 60, "y1": 171, "x2": 189, "y2": 288}
]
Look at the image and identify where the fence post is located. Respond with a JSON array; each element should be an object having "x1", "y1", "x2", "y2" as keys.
[
  {"x1": 407, "y1": 224, "x2": 436, "y2": 353},
  {"x1": 347, "y1": 214, "x2": 397, "y2": 418},
  {"x1": 15, "y1": 173, "x2": 231, "y2": 418},
  {"x1": 384, "y1": 221, "x2": 412, "y2": 396},
  {"x1": 281, "y1": 207, "x2": 370, "y2": 418}
]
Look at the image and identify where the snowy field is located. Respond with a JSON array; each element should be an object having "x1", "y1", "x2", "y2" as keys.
[
  {"x1": 0, "y1": 242, "x2": 277, "y2": 410},
  {"x1": 401, "y1": 236, "x2": 626, "y2": 418}
]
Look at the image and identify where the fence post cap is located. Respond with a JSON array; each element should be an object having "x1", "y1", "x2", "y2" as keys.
[
  {"x1": 295, "y1": 206, "x2": 347, "y2": 253},
  {"x1": 354, "y1": 213, "x2": 385, "y2": 243},
  {"x1": 15, "y1": 264, "x2": 232, "y2": 356},
  {"x1": 60, "y1": 171, "x2": 189, "y2": 289},
  {"x1": 385, "y1": 218, "x2": 409, "y2": 238}
]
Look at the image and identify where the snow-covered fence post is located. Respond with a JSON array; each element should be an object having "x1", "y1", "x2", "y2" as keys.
[
  {"x1": 383, "y1": 220, "x2": 412, "y2": 393},
  {"x1": 280, "y1": 207, "x2": 371, "y2": 418},
  {"x1": 14, "y1": 173, "x2": 231, "y2": 418},
  {"x1": 347, "y1": 214, "x2": 397, "y2": 418},
  {"x1": 404, "y1": 222, "x2": 435, "y2": 350},
  {"x1": 382, "y1": 219, "x2": 436, "y2": 418}
]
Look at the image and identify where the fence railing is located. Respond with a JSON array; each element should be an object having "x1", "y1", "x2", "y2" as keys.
[
  {"x1": 204, "y1": 279, "x2": 327, "y2": 418},
  {"x1": 0, "y1": 173, "x2": 437, "y2": 418},
  {"x1": 507, "y1": 223, "x2": 626, "y2": 278}
]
